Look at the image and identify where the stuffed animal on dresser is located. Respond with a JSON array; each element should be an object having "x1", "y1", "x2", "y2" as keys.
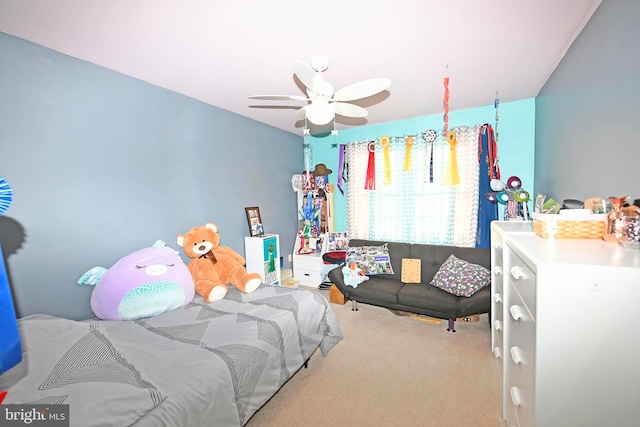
[{"x1": 177, "y1": 223, "x2": 262, "y2": 302}]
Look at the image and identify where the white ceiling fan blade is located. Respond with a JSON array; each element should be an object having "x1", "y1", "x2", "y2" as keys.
[
  {"x1": 333, "y1": 78, "x2": 391, "y2": 102},
  {"x1": 293, "y1": 60, "x2": 325, "y2": 95},
  {"x1": 331, "y1": 102, "x2": 368, "y2": 118},
  {"x1": 306, "y1": 103, "x2": 334, "y2": 125},
  {"x1": 249, "y1": 95, "x2": 309, "y2": 101},
  {"x1": 295, "y1": 105, "x2": 308, "y2": 121}
]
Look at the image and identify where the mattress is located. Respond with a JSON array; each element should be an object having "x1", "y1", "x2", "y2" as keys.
[{"x1": 0, "y1": 284, "x2": 343, "y2": 426}]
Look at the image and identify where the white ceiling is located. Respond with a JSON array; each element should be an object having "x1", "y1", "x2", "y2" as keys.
[{"x1": 0, "y1": 0, "x2": 602, "y2": 136}]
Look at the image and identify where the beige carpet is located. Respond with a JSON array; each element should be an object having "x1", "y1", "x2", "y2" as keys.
[{"x1": 246, "y1": 288, "x2": 504, "y2": 427}]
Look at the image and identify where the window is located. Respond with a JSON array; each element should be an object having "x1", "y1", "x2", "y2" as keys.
[{"x1": 345, "y1": 125, "x2": 480, "y2": 247}]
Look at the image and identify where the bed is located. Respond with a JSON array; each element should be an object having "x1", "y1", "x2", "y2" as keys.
[{"x1": 0, "y1": 284, "x2": 343, "y2": 426}]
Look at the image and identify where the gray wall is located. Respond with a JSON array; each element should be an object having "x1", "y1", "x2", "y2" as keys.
[
  {"x1": 0, "y1": 33, "x2": 302, "y2": 320},
  {"x1": 535, "y1": 0, "x2": 639, "y2": 204}
]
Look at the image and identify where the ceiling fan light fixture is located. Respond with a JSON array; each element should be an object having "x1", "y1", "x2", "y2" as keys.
[{"x1": 306, "y1": 103, "x2": 334, "y2": 125}]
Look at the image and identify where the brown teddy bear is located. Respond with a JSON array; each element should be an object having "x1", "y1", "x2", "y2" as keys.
[{"x1": 176, "y1": 223, "x2": 262, "y2": 302}]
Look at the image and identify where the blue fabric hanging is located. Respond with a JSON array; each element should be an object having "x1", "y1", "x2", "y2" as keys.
[
  {"x1": 476, "y1": 124, "x2": 499, "y2": 248},
  {"x1": 0, "y1": 244, "x2": 22, "y2": 375}
]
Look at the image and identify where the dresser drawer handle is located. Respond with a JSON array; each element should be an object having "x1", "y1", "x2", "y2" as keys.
[
  {"x1": 494, "y1": 320, "x2": 502, "y2": 331},
  {"x1": 510, "y1": 266, "x2": 526, "y2": 280},
  {"x1": 494, "y1": 266, "x2": 503, "y2": 276},
  {"x1": 494, "y1": 293, "x2": 502, "y2": 303},
  {"x1": 493, "y1": 347, "x2": 502, "y2": 358},
  {"x1": 510, "y1": 386, "x2": 522, "y2": 407},
  {"x1": 494, "y1": 242, "x2": 502, "y2": 250},
  {"x1": 510, "y1": 346, "x2": 525, "y2": 364},
  {"x1": 509, "y1": 305, "x2": 526, "y2": 321}
]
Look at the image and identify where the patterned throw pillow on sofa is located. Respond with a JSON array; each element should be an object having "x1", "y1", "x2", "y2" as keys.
[
  {"x1": 429, "y1": 254, "x2": 490, "y2": 297},
  {"x1": 345, "y1": 243, "x2": 395, "y2": 275}
]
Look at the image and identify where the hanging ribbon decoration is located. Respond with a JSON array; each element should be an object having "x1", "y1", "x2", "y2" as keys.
[
  {"x1": 364, "y1": 140, "x2": 376, "y2": 190},
  {"x1": 423, "y1": 129, "x2": 437, "y2": 183},
  {"x1": 442, "y1": 66, "x2": 458, "y2": 186},
  {"x1": 444, "y1": 130, "x2": 460, "y2": 186},
  {"x1": 443, "y1": 74, "x2": 450, "y2": 137},
  {"x1": 337, "y1": 144, "x2": 346, "y2": 195},
  {"x1": 403, "y1": 136, "x2": 414, "y2": 171},
  {"x1": 488, "y1": 125, "x2": 500, "y2": 180},
  {"x1": 380, "y1": 136, "x2": 391, "y2": 184},
  {"x1": 493, "y1": 91, "x2": 501, "y2": 175}
]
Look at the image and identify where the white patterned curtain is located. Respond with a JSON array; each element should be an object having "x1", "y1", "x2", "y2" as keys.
[{"x1": 345, "y1": 125, "x2": 480, "y2": 247}]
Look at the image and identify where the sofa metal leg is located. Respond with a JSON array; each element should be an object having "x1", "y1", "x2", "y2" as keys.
[
  {"x1": 447, "y1": 319, "x2": 456, "y2": 332},
  {"x1": 351, "y1": 300, "x2": 358, "y2": 311}
]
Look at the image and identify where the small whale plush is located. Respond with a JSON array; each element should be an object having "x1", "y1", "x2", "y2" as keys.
[{"x1": 78, "y1": 240, "x2": 195, "y2": 320}]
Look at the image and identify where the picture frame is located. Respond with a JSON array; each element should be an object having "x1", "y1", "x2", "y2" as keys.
[
  {"x1": 245, "y1": 206, "x2": 264, "y2": 236},
  {"x1": 327, "y1": 232, "x2": 348, "y2": 251}
]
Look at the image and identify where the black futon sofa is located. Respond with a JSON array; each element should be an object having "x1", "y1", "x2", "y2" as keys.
[{"x1": 328, "y1": 239, "x2": 491, "y2": 332}]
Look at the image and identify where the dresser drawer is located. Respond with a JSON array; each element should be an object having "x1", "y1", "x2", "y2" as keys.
[
  {"x1": 507, "y1": 370, "x2": 535, "y2": 427},
  {"x1": 492, "y1": 284, "x2": 504, "y2": 347},
  {"x1": 293, "y1": 267, "x2": 322, "y2": 287},
  {"x1": 504, "y1": 279, "x2": 536, "y2": 427},
  {"x1": 493, "y1": 328, "x2": 504, "y2": 359},
  {"x1": 506, "y1": 385, "x2": 529, "y2": 427},
  {"x1": 506, "y1": 401, "x2": 519, "y2": 427},
  {"x1": 505, "y1": 278, "x2": 536, "y2": 350},
  {"x1": 492, "y1": 238, "x2": 504, "y2": 264},
  {"x1": 293, "y1": 254, "x2": 323, "y2": 271},
  {"x1": 491, "y1": 264, "x2": 504, "y2": 359},
  {"x1": 506, "y1": 252, "x2": 536, "y2": 320}
]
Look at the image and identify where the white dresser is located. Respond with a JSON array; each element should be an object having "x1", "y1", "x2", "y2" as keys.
[
  {"x1": 490, "y1": 221, "x2": 535, "y2": 420},
  {"x1": 292, "y1": 233, "x2": 328, "y2": 288},
  {"x1": 491, "y1": 224, "x2": 640, "y2": 427}
]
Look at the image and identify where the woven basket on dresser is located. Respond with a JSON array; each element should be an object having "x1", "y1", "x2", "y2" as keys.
[{"x1": 532, "y1": 212, "x2": 607, "y2": 239}]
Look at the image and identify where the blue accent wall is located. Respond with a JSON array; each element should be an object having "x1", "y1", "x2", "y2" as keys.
[
  {"x1": 535, "y1": 0, "x2": 639, "y2": 202},
  {"x1": 309, "y1": 99, "x2": 536, "y2": 231},
  {"x1": 0, "y1": 33, "x2": 302, "y2": 320}
]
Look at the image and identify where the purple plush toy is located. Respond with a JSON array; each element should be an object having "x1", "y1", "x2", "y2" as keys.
[{"x1": 78, "y1": 240, "x2": 195, "y2": 320}]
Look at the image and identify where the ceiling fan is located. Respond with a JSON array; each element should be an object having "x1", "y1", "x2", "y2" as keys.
[{"x1": 249, "y1": 56, "x2": 391, "y2": 126}]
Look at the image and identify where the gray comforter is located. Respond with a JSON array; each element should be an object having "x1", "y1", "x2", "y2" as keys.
[{"x1": 0, "y1": 284, "x2": 343, "y2": 426}]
